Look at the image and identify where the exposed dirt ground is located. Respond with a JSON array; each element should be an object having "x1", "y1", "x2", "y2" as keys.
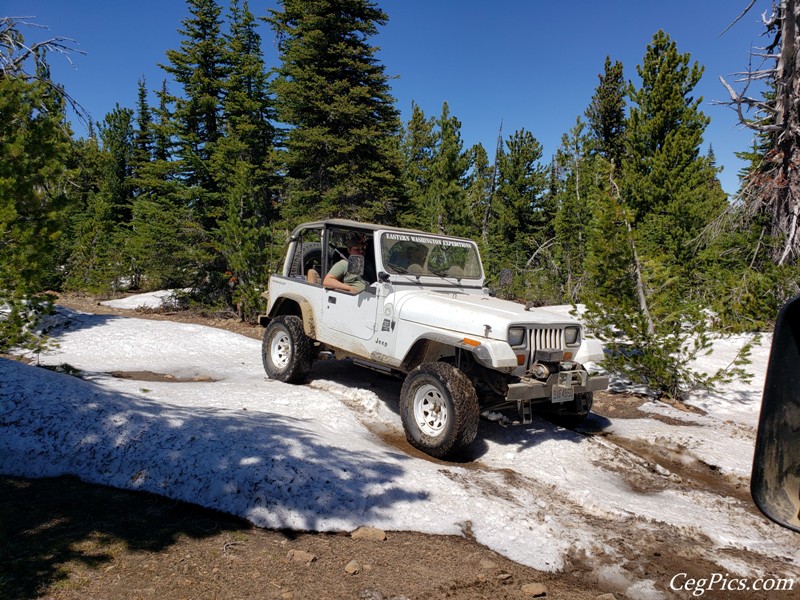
[
  {"x1": 2, "y1": 474, "x2": 621, "y2": 600},
  {"x1": 0, "y1": 293, "x2": 780, "y2": 599}
]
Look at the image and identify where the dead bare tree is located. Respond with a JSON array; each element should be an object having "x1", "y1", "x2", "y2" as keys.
[
  {"x1": 481, "y1": 120, "x2": 503, "y2": 244},
  {"x1": 720, "y1": 1, "x2": 800, "y2": 265},
  {"x1": 1, "y1": 16, "x2": 89, "y2": 125}
]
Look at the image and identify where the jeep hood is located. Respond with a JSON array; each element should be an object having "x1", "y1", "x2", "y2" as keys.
[{"x1": 392, "y1": 290, "x2": 577, "y2": 341}]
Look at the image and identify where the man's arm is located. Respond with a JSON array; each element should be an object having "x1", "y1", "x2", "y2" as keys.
[{"x1": 323, "y1": 261, "x2": 356, "y2": 293}]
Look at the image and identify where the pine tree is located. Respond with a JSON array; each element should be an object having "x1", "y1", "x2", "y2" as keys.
[
  {"x1": 552, "y1": 118, "x2": 596, "y2": 302},
  {"x1": 486, "y1": 129, "x2": 549, "y2": 295},
  {"x1": 268, "y1": 0, "x2": 404, "y2": 224},
  {"x1": 131, "y1": 77, "x2": 154, "y2": 188},
  {"x1": 101, "y1": 105, "x2": 136, "y2": 224},
  {"x1": 580, "y1": 53, "x2": 652, "y2": 326},
  {"x1": 219, "y1": 0, "x2": 275, "y2": 172},
  {"x1": 153, "y1": 80, "x2": 173, "y2": 163},
  {"x1": 66, "y1": 105, "x2": 136, "y2": 292},
  {"x1": 213, "y1": 0, "x2": 280, "y2": 319},
  {"x1": 161, "y1": 0, "x2": 227, "y2": 227},
  {"x1": 465, "y1": 141, "x2": 494, "y2": 244},
  {"x1": 0, "y1": 19, "x2": 73, "y2": 351},
  {"x1": 425, "y1": 103, "x2": 471, "y2": 235},
  {"x1": 399, "y1": 101, "x2": 436, "y2": 228},
  {"x1": 585, "y1": 56, "x2": 626, "y2": 165},
  {"x1": 623, "y1": 30, "x2": 727, "y2": 307},
  {"x1": 583, "y1": 159, "x2": 637, "y2": 311},
  {"x1": 127, "y1": 79, "x2": 209, "y2": 291},
  {"x1": 400, "y1": 102, "x2": 487, "y2": 239},
  {"x1": 581, "y1": 32, "x2": 746, "y2": 400}
]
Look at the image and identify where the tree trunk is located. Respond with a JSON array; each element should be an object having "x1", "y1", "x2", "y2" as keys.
[
  {"x1": 719, "y1": 1, "x2": 800, "y2": 265},
  {"x1": 773, "y1": 0, "x2": 800, "y2": 264},
  {"x1": 482, "y1": 122, "x2": 503, "y2": 243},
  {"x1": 626, "y1": 218, "x2": 656, "y2": 335},
  {"x1": 609, "y1": 164, "x2": 655, "y2": 335}
]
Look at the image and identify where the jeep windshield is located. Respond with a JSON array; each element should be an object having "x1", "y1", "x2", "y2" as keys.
[{"x1": 379, "y1": 231, "x2": 483, "y2": 280}]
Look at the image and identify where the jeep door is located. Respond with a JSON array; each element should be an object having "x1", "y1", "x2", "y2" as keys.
[
  {"x1": 320, "y1": 229, "x2": 382, "y2": 344},
  {"x1": 324, "y1": 288, "x2": 381, "y2": 342}
]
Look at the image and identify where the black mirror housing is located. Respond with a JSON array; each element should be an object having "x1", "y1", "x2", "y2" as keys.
[
  {"x1": 347, "y1": 254, "x2": 365, "y2": 276},
  {"x1": 752, "y1": 294, "x2": 800, "y2": 533}
]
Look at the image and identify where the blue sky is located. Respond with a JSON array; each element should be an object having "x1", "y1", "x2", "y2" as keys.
[{"x1": 6, "y1": 1, "x2": 766, "y2": 195}]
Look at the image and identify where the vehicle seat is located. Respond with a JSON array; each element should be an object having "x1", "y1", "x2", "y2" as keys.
[
  {"x1": 307, "y1": 269, "x2": 320, "y2": 284},
  {"x1": 448, "y1": 266, "x2": 464, "y2": 278}
]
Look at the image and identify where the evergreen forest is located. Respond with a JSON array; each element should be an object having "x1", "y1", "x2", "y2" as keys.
[{"x1": 3, "y1": 1, "x2": 800, "y2": 399}]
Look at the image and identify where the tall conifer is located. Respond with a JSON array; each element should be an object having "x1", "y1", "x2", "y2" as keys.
[
  {"x1": 466, "y1": 142, "x2": 494, "y2": 244},
  {"x1": 553, "y1": 119, "x2": 595, "y2": 302},
  {"x1": 0, "y1": 18, "x2": 73, "y2": 351},
  {"x1": 67, "y1": 106, "x2": 142, "y2": 292},
  {"x1": 426, "y1": 103, "x2": 471, "y2": 235},
  {"x1": 214, "y1": 0, "x2": 280, "y2": 318},
  {"x1": 399, "y1": 101, "x2": 436, "y2": 228},
  {"x1": 161, "y1": 0, "x2": 227, "y2": 227},
  {"x1": 127, "y1": 78, "x2": 208, "y2": 290},
  {"x1": 268, "y1": 0, "x2": 404, "y2": 223},
  {"x1": 486, "y1": 129, "x2": 549, "y2": 288},
  {"x1": 623, "y1": 30, "x2": 726, "y2": 305},
  {"x1": 581, "y1": 33, "x2": 745, "y2": 400},
  {"x1": 585, "y1": 57, "x2": 626, "y2": 165}
]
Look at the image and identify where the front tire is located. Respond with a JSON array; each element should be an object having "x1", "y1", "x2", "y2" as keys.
[
  {"x1": 262, "y1": 315, "x2": 314, "y2": 383},
  {"x1": 400, "y1": 362, "x2": 480, "y2": 459}
]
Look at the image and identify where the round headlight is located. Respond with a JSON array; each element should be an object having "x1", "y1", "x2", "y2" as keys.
[
  {"x1": 508, "y1": 327, "x2": 526, "y2": 347},
  {"x1": 564, "y1": 326, "x2": 580, "y2": 346}
]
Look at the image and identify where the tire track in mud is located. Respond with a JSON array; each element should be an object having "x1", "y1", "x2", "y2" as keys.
[
  {"x1": 463, "y1": 429, "x2": 798, "y2": 596},
  {"x1": 430, "y1": 435, "x2": 795, "y2": 599},
  {"x1": 585, "y1": 430, "x2": 754, "y2": 504},
  {"x1": 312, "y1": 372, "x2": 797, "y2": 595}
]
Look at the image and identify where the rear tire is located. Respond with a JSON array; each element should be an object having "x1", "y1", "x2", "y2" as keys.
[
  {"x1": 290, "y1": 242, "x2": 333, "y2": 278},
  {"x1": 262, "y1": 315, "x2": 314, "y2": 383},
  {"x1": 400, "y1": 362, "x2": 480, "y2": 459}
]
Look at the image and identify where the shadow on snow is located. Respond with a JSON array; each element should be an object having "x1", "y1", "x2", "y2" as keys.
[{"x1": 0, "y1": 357, "x2": 425, "y2": 536}]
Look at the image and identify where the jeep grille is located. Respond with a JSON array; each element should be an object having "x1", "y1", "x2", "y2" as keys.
[
  {"x1": 521, "y1": 327, "x2": 565, "y2": 372},
  {"x1": 530, "y1": 328, "x2": 564, "y2": 353}
]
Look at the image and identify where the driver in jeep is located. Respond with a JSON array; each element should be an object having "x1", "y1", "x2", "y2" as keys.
[{"x1": 323, "y1": 235, "x2": 369, "y2": 293}]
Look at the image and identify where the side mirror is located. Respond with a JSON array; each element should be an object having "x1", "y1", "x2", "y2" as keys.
[
  {"x1": 347, "y1": 254, "x2": 365, "y2": 276},
  {"x1": 499, "y1": 268, "x2": 513, "y2": 288},
  {"x1": 751, "y1": 294, "x2": 800, "y2": 533},
  {"x1": 495, "y1": 268, "x2": 514, "y2": 299}
]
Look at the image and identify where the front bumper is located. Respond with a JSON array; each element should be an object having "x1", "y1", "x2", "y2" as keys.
[{"x1": 506, "y1": 371, "x2": 609, "y2": 402}]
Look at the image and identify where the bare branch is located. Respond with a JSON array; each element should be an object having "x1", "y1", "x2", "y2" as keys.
[
  {"x1": 720, "y1": 0, "x2": 757, "y2": 36},
  {"x1": 0, "y1": 16, "x2": 90, "y2": 127},
  {"x1": 524, "y1": 237, "x2": 556, "y2": 269},
  {"x1": 777, "y1": 202, "x2": 799, "y2": 265},
  {"x1": 1, "y1": 17, "x2": 85, "y2": 78}
]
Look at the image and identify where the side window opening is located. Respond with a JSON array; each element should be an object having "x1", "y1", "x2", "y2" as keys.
[
  {"x1": 289, "y1": 228, "x2": 326, "y2": 283},
  {"x1": 327, "y1": 229, "x2": 375, "y2": 281}
]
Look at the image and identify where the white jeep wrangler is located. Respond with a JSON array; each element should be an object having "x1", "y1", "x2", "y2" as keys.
[{"x1": 260, "y1": 219, "x2": 608, "y2": 459}]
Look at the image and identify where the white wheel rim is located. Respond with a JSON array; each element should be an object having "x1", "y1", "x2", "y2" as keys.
[
  {"x1": 413, "y1": 383, "x2": 448, "y2": 437},
  {"x1": 270, "y1": 330, "x2": 292, "y2": 369}
]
